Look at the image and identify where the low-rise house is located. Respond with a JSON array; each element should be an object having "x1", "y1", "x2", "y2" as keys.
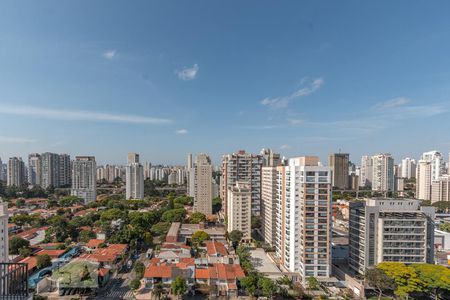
[
  {"x1": 85, "y1": 239, "x2": 105, "y2": 250},
  {"x1": 35, "y1": 249, "x2": 66, "y2": 259},
  {"x1": 143, "y1": 257, "x2": 196, "y2": 291},
  {"x1": 204, "y1": 241, "x2": 240, "y2": 265},
  {"x1": 79, "y1": 243, "x2": 128, "y2": 269},
  {"x1": 195, "y1": 263, "x2": 245, "y2": 297}
]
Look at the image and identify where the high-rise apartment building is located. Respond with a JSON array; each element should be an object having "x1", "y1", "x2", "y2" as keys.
[
  {"x1": 221, "y1": 150, "x2": 262, "y2": 216},
  {"x1": 7, "y1": 157, "x2": 26, "y2": 187},
  {"x1": 328, "y1": 153, "x2": 349, "y2": 189},
  {"x1": 275, "y1": 156, "x2": 332, "y2": 281},
  {"x1": 59, "y1": 154, "x2": 71, "y2": 187},
  {"x1": 126, "y1": 153, "x2": 144, "y2": 199},
  {"x1": 187, "y1": 153, "x2": 195, "y2": 198},
  {"x1": 71, "y1": 156, "x2": 97, "y2": 204},
  {"x1": 401, "y1": 157, "x2": 416, "y2": 179},
  {"x1": 40, "y1": 152, "x2": 71, "y2": 188},
  {"x1": 417, "y1": 160, "x2": 432, "y2": 200},
  {"x1": 227, "y1": 182, "x2": 252, "y2": 241},
  {"x1": 261, "y1": 166, "x2": 278, "y2": 246},
  {"x1": 431, "y1": 175, "x2": 450, "y2": 203},
  {"x1": 28, "y1": 153, "x2": 41, "y2": 186},
  {"x1": 0, "y1": 201, "x2": 8, "y2": 262},
  {"x1": 192, "y1": 154, "x2": 213, "y2": 215},
  {"x1": 260, "y1": 148, "x2": 281, "y2": 167},
  {"x1": 371, "y1": 154, "x2": 394, "y2": 192},
  {"x1": 0, "y1": 157, "x2": 5, "y2": 182},
  {"x1": 360, "y1": 155, "x2": 373, "y2": 188},
  {"x1": 349, "y1": 199, "x2": 435, "y2": 275},
  {"x1": 421, "y1": 151, "x2": 445, "y2": 181}
]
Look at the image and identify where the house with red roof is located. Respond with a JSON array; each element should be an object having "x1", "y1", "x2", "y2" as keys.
[
  {"x1": 204, "y1": 241, "x2": 240, "y2": 265},
  {"x1": 195, "y1": 263, "x2": 245, "y2": 297},
  {"x1": 143, "y1": 257, "x2": 196, "y2": 292}
]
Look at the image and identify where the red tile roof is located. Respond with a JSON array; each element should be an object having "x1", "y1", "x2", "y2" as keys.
[
  {"x1": 205, "y1": 241, "x2": 228, "y2": 256},
  {"x1": 85, "y1": 239, "x2": 104, "y2": 248},
  {"x1": 195, "y1": 264, "x2": 245, "y2": 280},
  {"x1": 36, "y1": 249, "x2": 65, "y2": 258}
]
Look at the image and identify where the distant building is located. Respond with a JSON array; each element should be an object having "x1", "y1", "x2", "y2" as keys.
[
  {"x1": 71, "y1": 156, "x2": 97, "y2": 204},
  {"x1": 328, "y1": 153, "x2": 349, "y2": 189},
  {"x1": 192, "y1": 154, "x2": 213, "y2": 215},
  {"x1": 28, "y1": 153, "x2": 41, "y2": 186},
  {"x1": 40, "y1": 152, "x2": 71, "y2": 188},
  {"x1": 221, "y1": 150, "x2": 263, "y2": 216},
  {"x1": 261, "y1": 166, "x2": 277, "y2": 246},
  {"x1": 349, "y1": 199, "x2": 435, "y2": 275},
  {"x1": 401, "y1": 157, "x2": 416, "y2": 179},
  {"x1": 126, "y1": 153, "x2": 144, "y2": 199},
  {"x1": 260, "y1": 148, "x2": 281, "y2": 167},
  {"x1": 371, "y1": 153, "x2": 394, "y2": 192},
  {"x1": 0, "y1": 201, "x2": 8, "y2": 262},
  {"x1": 7, "y1": 157, "x2": 26, "y2": 187},
  {"x1": 421, "y1": 151, "x2": 445, "y2": 181},
  {"x1": 431, "y1": 175, "x2": 450, "y2": 203},
  {"x1": 360, "y1": 155, "x2": 373, "y2": 188},
  {"x1": 227, "y1": 182, "x2": 252, "y2": 241},
  {"x1": 417, "y1": 160, "x2": 432, "y2": 200}
]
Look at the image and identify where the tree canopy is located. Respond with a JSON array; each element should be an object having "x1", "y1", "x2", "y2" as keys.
[
  {"x1": 191, "y1": 230, "x2": 210, "y2": 247},
  {"x1": 377, "y1": 262, "x2": 423, "y2": 298},
  {"x1": 9, "y1": 236, "x2": 30, "y2": 255},
  {"x1": 189, "y1": 212, "x2": 206, "y2": 224}
]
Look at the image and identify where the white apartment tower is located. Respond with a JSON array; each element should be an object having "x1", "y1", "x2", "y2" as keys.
[
  {"x1": 227, "y1": 182, "x2": 252, "y2": 241},
  {"x1": 371, "y1": 154, "x2": 394, "y2": 192},
  {"x1": 192, "y1": 154, "x2": 213, "y2": 215},
  {"x1": 275, "y1": 156, "x2": 332, "y2": 282},
  {"x1": 421, "y1": 151, "x2": 445, "y2": 181},
  {"x1": 349, "y1": 199, "x2": 435, "y2": 275},
  {"x1": 221, "y1": 150, "x2": 263, "y2": 216},
  {"x1": 401, "y1": 157, "x2": 416, "y2": 179},
  {"x1": 7, "y1": 157, "x2": 26, "y2": 187},
  {"x1": 360, "y1": 155, "x2": 373, "y2": 188},
  {"x1": 0, "y1": 201, "x2": 8, "y2": 262},
  {"x1": 417, "y1": 160, "x2": 432, "y2": 200},
  {"x1": 126, "y1": 153, "x2": 144, "y2": 199},
  {"x1": 28, "y1": 153, "x2": 41, "y2": 186},
  {"x1": 261, "y1": 166, "x2": 278, "y2": 246},
  {"x1": 71, "y1": 156, "x2": 97, "y2": 204},
  {"x1": 431, "y1": 175, "x2": 450, "y2": 203}
]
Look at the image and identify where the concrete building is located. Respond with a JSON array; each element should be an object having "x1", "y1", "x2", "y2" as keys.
[
  {"x1": 371, "y1": 154, "x2": 394, "y2": 192},
  {"x1": 28, "y1": 153, "x2": 41, "y2": 186},
  {"x1": 360, "y1": 155, "x2": 373, "y2": 188},
  {"x1": 187, "y1": 153, "x2": 195, "y2": 198},
  {"x1": 59, "y1": 154, "x2": 71, "y2": 187},
  {"x1": 328, "y1": 153, "x2": 349, "y2": 190},
  {"x1": 431, "y1": 175, "x2": 450, "y2": 203},
  {"x1": 192, "y1": 154, "x2": 213, "y2": 215},
  {"x1": 40, "y1": 152, "x2": 71, "y2": 188},
  {"x1": 260, "y1": 148, "x2": 281, "y2": 167},
  {"x1": 126, "y1": 153, "x2": 144, "y2": 199},
  {"x1": 71, "y1": 156, "x2": 97, "y2": 204},
  {"x1": 7, "y1": 157, "x2": 26, "y2": 187},
  {"x1": 421, "y1": 151, "x2": 445, "y2": 181},
  {"x1": 227, "y1": 182, "x2": 252, "y2": 241},
  {"x1": 416, "y1": 160, "x2": 432, "y2": 200},
  {"x1": 401, "y1": 157, "x2": 416, "y2": 179},
  {"x1": 261, "y1": 166, "x2": 278, "y2": 246},
  {"x1": 0, "y1": 157, "x2": 5, "y2": 182},
  {"x1": 275, "y1": 156, "x2": 332, "y2": 282},
  {"x1": 221, "y1": 150, "x2": 262, "y2": 216},
  {"x1": 349, "y1": 199, "x2": 435, "y2": 275},
  {"x1": 0, "y1": 201, "x2": 8, "y2": 262}
]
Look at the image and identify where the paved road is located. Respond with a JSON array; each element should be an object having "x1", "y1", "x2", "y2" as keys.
[{"x1": 97, "y1": 277, "x2": 135, "y2": 299}]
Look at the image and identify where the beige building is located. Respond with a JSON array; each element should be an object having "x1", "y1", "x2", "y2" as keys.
[
  {"x1": 0, "y1": 201, "x2": 8, "y2": 262},
  {"x1": 328, "y1": 153, "x2": 349, "y2": 190},
  {"x1": 261, "y1": 166, "x2": 278, "y2": 246},
  {"x1": 227, "y1": 182, "x2": 252, "y2": 241},
  {"x1": 416, "y1": 160, "x2": 432, "y2": 200},
  {"x1": 71, "y1": 156, "x2": 97, "y2": 204},
  {"x1": 192, "y1": 153, "x2": 213, "y2": 215},
  {"x1": 371, "y1": 153, "x2": 394, "y2": 192},
  {"x1": 431, "y1": 175, "x2": 450, "y2": 203},
  {"x1": 126, "y1": 153, "x2": 144, "y2": 199},
  {"x1": 275, "y1": 156, "x2": 332, "y2": 282},
  {"x1": 7, "y1": 157, "x2": 26, "y2": 187}
]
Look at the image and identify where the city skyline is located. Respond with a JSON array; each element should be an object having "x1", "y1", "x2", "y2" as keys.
[{"x1": 1, "y1": 1, "x2": 450, "y2": 164}]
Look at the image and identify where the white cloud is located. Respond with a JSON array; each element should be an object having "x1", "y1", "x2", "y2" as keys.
[
  {"x1": 0, "y1": 136, "x2": 35, "y2": 143},
  {"x1": 176, "y1": 64, "x2": 199, "y2": 81},
  {"x1": 0, "y1": 104, "x2": 172, "y2": 125},
  {"x1": 261, "y1": 77, "x2": 324, "y2": 109},
  {"x1": 280, "y1": 144, "x2": 291, "y2": 150},
  {"x1": 288, "y1": 118, "x2": 304, "y2": 125},
  {"x1": 176, "y1": 129, "x2": 188, "y2": 134},
  {"x1": 102, "y1": 50, "x2": 116, "y2": 60},
  {"x1": 374, "y1": 97, "x2": 410, "y2": 110}
]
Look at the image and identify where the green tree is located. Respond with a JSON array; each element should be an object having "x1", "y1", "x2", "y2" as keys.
[
  {"x1": 151, "y1": 222, "x2": 171, "y2": 236},
  {"x1": 153, "y1": 282, "x2": 164, "y2": 300},
  {"x1": 134, "y1": 261, "x2": 145, "y2": 279},
  {"x1": 129, "y1": 278, "x2": 141, "y2": 290},
  {"x1": 161, "y1": 208, "x2": 186, "y2": 222},
  {"x1": 377, "y1": 262, "x2": 423, "y2": 298},
  {"x1": 36, "y1": 254, "x2": 52, "y2": 269},
  {"x1": 171, "y1": 276, "x2": 187, "y2": 299},
  {"x1": 59, "y1": 195, "x2": 83, "y2": 207},
  {"x1": 9, "y1": 236, "x2": 30, "y2": 255},
  {"x1": 258, "y1": 277, "x2": 278, "y2": 299},
  {"x1": 189, "y1": 212, "x2": 207, "y2": 224},
  {"x1": 410, "y1": 263, "x2": 450, "y2": 300},
  {"x1": 79, "y1": 230, "x2": 96, "y2": 243},
  {"x1": 439, "y1": 222, "x2": 450, "y2": 233},
  {"x1": 240, "y1": 272, "x2": 260, "y2": 298},
  {"x1": 191, "y1": 230, "x2": 210, "y2": 248},
  {"x1": 251, "y1": 216, "x2": 262, "y2": 229},
  {"x1": 212, "y1": 197, "x2": 222, "y2": 214},
  {"x1": 18, "y1": 247, "x2": 32, "y2": 258},
  {"x1": 228, "y1": 230, "x2": 243, "y2": 250},
  {"x1": 307, "y1": 276, "x2": 320, "y2": 291},
  {"x1": 365, "y1": 268, "x2": 396, "y2": 300}
]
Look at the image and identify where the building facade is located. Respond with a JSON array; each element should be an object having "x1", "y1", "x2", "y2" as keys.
[
  {"x1": 126, "y1": 153, "x2": 144, "y2": 199},
  {"x1": 431, "y1": 175, "x2": 450, "y2": 203},
  {"x1": 371, "y1": 154, "x2": 394, "y2": 192},
  {"x1": 227, "y1": 182, "x2": 252, "y2": 241},
  {"x1": 7, "y1": 157, "x2": 26, "y2": 187},
  {"x1": 401, "y1": 157, "x2": 416, "y2": 179},
  {"x1": 328, "y1": 153, "x2": 349, "y2": 190},
  {"x1": 275, "y1": 156, "x2": 332, "y2": 282},
  {"x1": 349, "y1": 199, "x2": 435, "y2": 275},
  {"x1": 261, "y1": 166, "x2": 278, "y2": 246},
  {"x1": 71, "y1": 156, "x2": 97, "y2": 204},
  {"x1": 0, "y1": 201, "x2": 8, "y2": 262},
  {"x1": 192, "y1": 154, "x2": 213, "y2": 215},
  {"x1": 28, "y1": 153, "x2": 41, "y2": 186},
  {"x1": 416, "y1": 160, "x2": 432, "y2": 200},
  {"x1": 360, "y1": 155, "x2": 373, "y2": 188},
  {"x1": 221, "y1": 150, "x2": 263, "y2": 216}
]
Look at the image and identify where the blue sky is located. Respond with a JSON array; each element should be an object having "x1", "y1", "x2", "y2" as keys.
[{"x1": 0, "y1": 1, "x2": 449, "y2": 165}]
